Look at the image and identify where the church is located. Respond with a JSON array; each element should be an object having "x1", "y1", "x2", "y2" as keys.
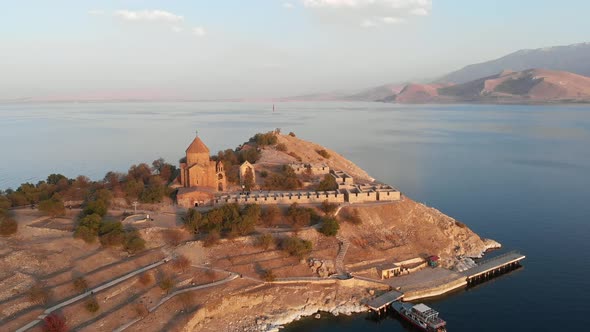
[{"x1": 179, "y1": 134, "x2": 226, "y2": 191}]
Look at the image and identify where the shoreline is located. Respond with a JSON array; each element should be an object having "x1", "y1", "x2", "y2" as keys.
[{"x1": 256, "y1": 274, "x2": 472, "y2": 331}]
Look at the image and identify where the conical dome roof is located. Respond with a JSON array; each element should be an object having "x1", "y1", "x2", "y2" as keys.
[{"x1": 186, "y1": 136, "x2": 210, "y2": 154}]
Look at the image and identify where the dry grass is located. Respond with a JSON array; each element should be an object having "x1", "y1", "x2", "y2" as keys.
[
  {"x1": 172, "y1": 255, "x2": 191, "y2": 273},
  {"x1": 138, "y1": 271, "x2": 154, "y2": 286},
  {"x1": 28, "y1": 282, "x2": 51, "y2": 305}
]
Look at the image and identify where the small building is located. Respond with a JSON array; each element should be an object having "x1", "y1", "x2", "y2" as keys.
[
  {"x1": 239, "y1": 161, "x2": 256, "y2": 186},
  {"x1": 376, "y1": 263, "x2": 402, "y2": 279},
  {"x1": 177, "y1": 187, "x2": 216, "y2": 208},
  {"x1": 427, "y1": 255, "x2": 440, "y2": 267}
]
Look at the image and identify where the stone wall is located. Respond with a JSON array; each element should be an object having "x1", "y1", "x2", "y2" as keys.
[
  {"x1": 213, "y1": 190, "x2": 345, "y2": 206},
  {"x1": 288, "y1": 162, "x2": 330, "y2": 175}
]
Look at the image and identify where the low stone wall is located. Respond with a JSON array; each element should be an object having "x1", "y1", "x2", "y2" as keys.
[
  {"x1": 402, "y1": 277, "x2": 467, "y2": 302},
  {"x1": 377, "y1": 191, "x2": 401, "y2": 201},
  {"x1": 346, "y1": 190, "x2": 379, "y2": 204}
]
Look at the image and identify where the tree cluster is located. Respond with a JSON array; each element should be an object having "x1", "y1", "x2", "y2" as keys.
[
  {"x1": 183, "y1": 203, "x2": 260, "y2": 237},
  {"x1": 249, "y1": 131, "x2": 278, "y2": 146},
  {"x1": 316, "y1": 174, "x2": 338, "y2": 191},
  {"x1": 287, "y1": 202, "x2": 321, "y2": 228},
  {"x1": 280, "y1": 236, "x2": 313, "y2": 259},
  {"x1": 263, "y1": 165, "x2": 302, "y2": 190}
]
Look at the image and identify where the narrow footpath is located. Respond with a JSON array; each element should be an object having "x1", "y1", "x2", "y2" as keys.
[{"x1": 15, "y1": 259, "x2": 170, "y2": 332}]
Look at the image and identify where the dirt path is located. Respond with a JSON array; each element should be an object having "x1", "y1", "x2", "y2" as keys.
[
  {"x1": 113, "y1": 273, "x2": 240, "y2": 332},
  {"x1": 15, "y1": 258, "x2": 170, "y2": 332}
]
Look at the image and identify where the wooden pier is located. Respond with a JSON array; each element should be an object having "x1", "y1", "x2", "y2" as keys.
[
  {"x1": 462, "y1": 250, "x2": 525, "y2": 285},
  {"x1": 363, "y1": 251, "x2": 526, "y2": 312},
  {"x1": 366, "y1": 290, "x2": 404, "y2": 314}
]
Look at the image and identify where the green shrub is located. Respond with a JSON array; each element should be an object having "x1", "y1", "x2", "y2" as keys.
[
  {"x1": 75, "y1": 213, "x2": 102, "y2": 243},
  {"x1": 276, "y1": 143, "x2": 287, "y2": 152},
  {"x1": 260, "y1": 170, "x2": 268, "y2": 178},
  {"x1": 139, "y1": 177, "x2": 167, "y2": 203},
  {"x1": 263, "y1": 166, "x2": 301, "y2": 190},
  {"x1": 255, "y1": 233, "x2": 275, "y2": 250},
  {"x1": 316, "y1": 149, "x2": 331, "y2": 159},
  {"x1": 261, "y1": 205, "x2": 281, "y2": 226},
  {"x1": 250, "y1": 132, "x2": 278, "y2": 146},
  {"x1": 124, "y1": 233, "x2": 146, "y2": 254},
  {"x1": 73, "y1": 277, "x2": 88, "y2": 293},
  {"x1": 85, "y1": 297, "x2": 100, "y2": 313},
  {"x1": 83, "y1": 200, "x2": 107, "y2": 218},
  {"x1": 288, "y1": 132, "x2": 296, "y2": 137},
  {"x1": 287, "y1": 203, "x2": 312, "y2": 228},
  {"x1": 183, "y1": 208, "x2": 204, "y2": 234},
  {"x1": 38, "y1": 198, "x2": 66, "y2": 217},
  {"x1": 319, "y1": 217, "x2": 339, "y2": 237},
  {"x1": 317, "y1": 174, "x2": 338, "y2": 191},
  {"x1": 239, "y1": 148, "x2": 261, "y2": 164},
  {"x1": 158, "y1": 276, "x2": 175, "y2": 293},
  {"x1": 281, "y1": 236, "x2": 312, "y2": 259}
]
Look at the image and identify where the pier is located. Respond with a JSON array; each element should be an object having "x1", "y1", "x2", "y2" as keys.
[
  {"x1": 462, "y1": 250, "x2": 525, "y2": 285},
  {"x1": 366, "y1": 290, "x2": 404, "y2": 314},
  {"x1": 364, "y1": 251, "x2": 526, "y2": 312}
]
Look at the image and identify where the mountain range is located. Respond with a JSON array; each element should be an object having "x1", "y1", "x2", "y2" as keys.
[{"x1": 283, "y1": 42, "x2": 590, "y2": 104}]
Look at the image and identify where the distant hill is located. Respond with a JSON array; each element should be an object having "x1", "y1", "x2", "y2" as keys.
[
  {"x1": 438, "y1": 42, "x2": 590, "y2": 84},
  {"x1": 391, "y1": 69, "x2": 590, "y2": 103},
  {"x1": 344, "y1": 83, "x2": 405, "y2": 102}
]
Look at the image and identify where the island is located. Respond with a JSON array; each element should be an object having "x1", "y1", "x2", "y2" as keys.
[{"x1": 0, "y1": 130, "x2": 517, "y2": 332}]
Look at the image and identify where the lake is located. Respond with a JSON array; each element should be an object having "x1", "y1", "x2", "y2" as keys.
[{"x1": 1, "y1": 102, "x2": 590, "y2": 331}]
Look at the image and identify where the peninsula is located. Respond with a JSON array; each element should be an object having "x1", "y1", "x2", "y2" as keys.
[{"x1": 0, "y1": 131, "x2": 511, "y2": 332}]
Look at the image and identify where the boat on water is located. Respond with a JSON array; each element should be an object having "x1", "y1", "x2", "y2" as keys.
[{"x1": 391, "y1": 302, "x2": 447, "y2": 332}]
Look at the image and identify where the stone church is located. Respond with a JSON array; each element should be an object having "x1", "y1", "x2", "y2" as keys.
[{"x1": 179, "y1": 134, "x2": 226, "y2": 191}]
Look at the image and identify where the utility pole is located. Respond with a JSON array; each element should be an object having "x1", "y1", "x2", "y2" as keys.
[{"x1": 132, "y1": 201, "x2": 139, "y2": 214}]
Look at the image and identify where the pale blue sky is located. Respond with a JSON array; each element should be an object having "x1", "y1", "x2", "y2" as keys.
[{"x1": 1, "y1": 0, "x2": 589, "y2": 100}]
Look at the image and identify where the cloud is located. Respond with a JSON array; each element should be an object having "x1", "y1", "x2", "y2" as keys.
[
  {"x1": 171, "y1": 26, "x2": 184, "y2": 33},
  {"x1": 283, "y1": 2, "x2": 295, "y2": 9},
  {"x1": 301, "y1": 0, "x2": 432, "y2": 27},
  {"x1": 192, "y1": 27, "x2": 206, "y2": 37},
  {"x1": 113, "y1": 10, "x2": 184, "y2": 23}
]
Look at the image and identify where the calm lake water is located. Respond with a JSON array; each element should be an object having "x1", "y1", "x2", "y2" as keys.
[{"x1": 1, "y1": 102, "x2": 590, "y2": 331}]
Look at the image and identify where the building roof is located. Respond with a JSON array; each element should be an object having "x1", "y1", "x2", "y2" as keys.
[
  {"x1": 241, "y1": 160, "x2": 253, "y2": 167},
  {"x1": 186, "y1": 136, "x2": 210, "y2": 154},
  {"x1": 412, "y1": 303, "x2": 432, "y2": 313}
]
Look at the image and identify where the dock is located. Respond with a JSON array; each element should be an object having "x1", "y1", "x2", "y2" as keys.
[
  {"x1": 366, "y1": 290, "x2": 404, "y2": 313},
  {"x1": 363, "y1": 251, "x2": 526, "y2": 312},
  {"x1": 463, "y1": 250, "x2": 525, "y2": 284}
]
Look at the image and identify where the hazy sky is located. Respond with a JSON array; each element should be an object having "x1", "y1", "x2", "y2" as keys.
[{"x1": 1, "y1": 0, "x2": 589, "y2": 100}]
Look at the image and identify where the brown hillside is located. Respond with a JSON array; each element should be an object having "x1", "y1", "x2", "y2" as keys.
[
  {"x1": 257, "y1": 134, "x2": 374, "y2": 182},
  {"x1": 394, "y1": 83, "x2": 446, "y2": 103},
  {"x1": 339, "y1": 198, "x2": 493, "y2": 268}
]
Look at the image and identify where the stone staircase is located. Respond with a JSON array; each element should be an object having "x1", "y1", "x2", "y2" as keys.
[{"x1": 335, "y1": 235, "x2": 350, "y2": 275}]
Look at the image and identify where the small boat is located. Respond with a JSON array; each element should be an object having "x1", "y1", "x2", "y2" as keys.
[{"x1": 391, "y1": 302, "x2": 447, "y2": 332}]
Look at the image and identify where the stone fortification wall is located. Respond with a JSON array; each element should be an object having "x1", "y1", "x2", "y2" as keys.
[
  {"x1": 213, "y1": 190, "x2": 345, "y2": 206},
  {"x1": 288, "y1": 163, "x2": 330, "y2": 175}
]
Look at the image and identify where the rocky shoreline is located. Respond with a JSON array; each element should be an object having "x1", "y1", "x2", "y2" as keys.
[{"x1": 247, "y1": 243, "x2": 503, "y2": 332}]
